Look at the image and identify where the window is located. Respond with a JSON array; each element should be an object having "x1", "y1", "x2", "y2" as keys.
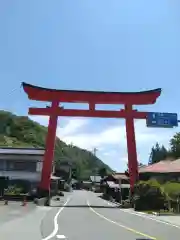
[
  {"x1": 0, "y1": 160, "x2": 5, "y2": 170},
  {"x1": 6, "y1": 161, "x2": 36, "y2": 172}
]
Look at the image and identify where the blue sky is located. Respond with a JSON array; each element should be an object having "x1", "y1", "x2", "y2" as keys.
[{"x1": 0, "y1": 0, "x2": 180, "y2": 171}]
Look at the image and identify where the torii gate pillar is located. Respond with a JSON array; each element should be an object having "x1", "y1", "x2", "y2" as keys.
[
  {"x1": 125, "y1": 104, "x2": 138, "y2": 189},
  {"x1": 22, "y1": 82, "x2": 161, "y2": 198},
  {"x1": 39, "y1": 101, "x2": 59, "y2": 196}
]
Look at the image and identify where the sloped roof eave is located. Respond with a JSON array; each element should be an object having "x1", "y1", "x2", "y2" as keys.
[{"x1": 139, "y1": 159, "x2": 180, "y2": 173}]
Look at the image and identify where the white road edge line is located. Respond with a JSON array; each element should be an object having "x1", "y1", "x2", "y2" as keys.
[
  {"x1": 42, "y1": 197, "x2": 70, "y2": 240},
  {"x1": 56, "y1": 235, "x2": 66, "y2": 239},
  {"x1": 104, "y1": 199, "x2": 180, "y2": 229}
]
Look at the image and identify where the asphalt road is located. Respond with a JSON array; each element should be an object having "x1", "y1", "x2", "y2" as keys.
[
  {"x1": 1, "y1": 191, "x2": 180, "y2": 240},
  {"x1": 42, "y1": 190, "x2": 180, "y2": 240},
  {"x1": 0, "y1": 200, "x2": 36, "y2": 225},
  {"x1": 0, "y1": 201, "x2": 51, "y2": 240}
]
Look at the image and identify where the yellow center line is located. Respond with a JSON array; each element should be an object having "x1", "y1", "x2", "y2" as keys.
[{"x1": 87, "y1": 200, "x2": 158, "y2": 240}]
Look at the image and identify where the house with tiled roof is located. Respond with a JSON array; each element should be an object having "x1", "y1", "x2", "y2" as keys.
[
  {"x1": 101, "y1": 172, "x2": 130, "y2": 189},
  {"x1": 100, "y1": 172, "x2": 130, "y2": 201},
  {"x1": 139, "y1": 159, "x2": 180, "y2": 183}
]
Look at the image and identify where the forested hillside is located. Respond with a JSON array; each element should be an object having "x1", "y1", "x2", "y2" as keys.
[{"x1": 0, "y1": 110, "x2": 112, "y2": 179}]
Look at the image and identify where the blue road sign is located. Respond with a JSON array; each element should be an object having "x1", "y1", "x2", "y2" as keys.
[{"x1": 146, "y1": 112, "x2": 178, "y2": 128}]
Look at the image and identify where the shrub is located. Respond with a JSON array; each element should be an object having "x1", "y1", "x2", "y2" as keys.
[
  {"x1": 7, "y1": 179, "x2": 31, "y2": 193},
  {"x1": 133, "y1": 180, "x2": 166, "y2": 211},
  {"x1": 162, "y1": 182, "x2": 180, "y2": 200},
  {"x1": 5, "y1": 185, "x2": 23, "y2": 195}
]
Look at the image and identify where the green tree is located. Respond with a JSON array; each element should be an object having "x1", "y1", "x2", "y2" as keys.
[
  {"x1": 98, "y1": 167, "x2": 108, "y2": 178},
  {"x1": 170, "y1": 132, "x2": 180, "y2": 159},
  {"x1": 148, "y1": 143, "x2": 168, "y2": 165}
]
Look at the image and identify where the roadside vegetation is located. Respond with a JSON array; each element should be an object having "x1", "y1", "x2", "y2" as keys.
[
  {"x1": 133, "y1": 180, "x2": 180, "y2": 213},
  {"x1": 132, "y1": 133, "x2": 180, "y2": 213}
]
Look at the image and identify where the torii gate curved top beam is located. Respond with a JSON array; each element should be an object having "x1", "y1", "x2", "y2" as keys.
[{"x1": 22, "y1": 82, "x2": 161, "y2": 105}]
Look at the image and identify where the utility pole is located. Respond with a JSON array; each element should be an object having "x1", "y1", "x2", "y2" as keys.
[
  {"x1": 93, "y1": 147, "x2": 98, "y2": 156},
  {"x1": 92, "y1": 148, "x2": 98, "y2": 183}
]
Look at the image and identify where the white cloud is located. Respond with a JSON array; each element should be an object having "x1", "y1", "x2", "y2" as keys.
[
  {"x1": 30, "y1": 116, "x2": 49, "y2": 126},
  {"x1": 103, "y1": 150, "x2": 118, "y2": 156},
  {"x1": 121, "y1": 157, "x2": 128, "y2": 163},
  {"x1": 30, "y1": 116, "x2": 88, "y2": 137},
  {"x1": 30, "y1": 116, "x2": 179, "y2": 171},
  {"x1": 61, "y1": 119, "x2": 176, "y2": 150},
  {"x1": 57, "y1": 118, "x2": 88, "y2": 138}
]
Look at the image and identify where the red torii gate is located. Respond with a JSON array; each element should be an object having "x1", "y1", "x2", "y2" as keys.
[{"x1": 22, "y1": 82, "x2": 161, "y2": 197}]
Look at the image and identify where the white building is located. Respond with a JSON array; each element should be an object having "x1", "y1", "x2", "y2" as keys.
[{"x1": 0, "y1": 147, "x2": 45, "y2": 182}]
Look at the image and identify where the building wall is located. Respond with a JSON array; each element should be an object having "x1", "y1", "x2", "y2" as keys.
[
  {"x1": 139, "y1": 172, "x2": 180, "y2": 183},
  {"x1": 0, "y1": 154, "x2": 43, "y2": 161},
  {"x1": 0, "y1": 154, "x2": 43, "y2": 182},
  {"x1": 0, "y1": 171, "x2": 41, "y2": 182},
  {"x1": 103, "y1": 175, "x2": 129, "y2": 185}
]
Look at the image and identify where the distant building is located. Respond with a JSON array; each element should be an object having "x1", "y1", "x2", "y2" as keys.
[
  {"x1": 0, "y1": 147, "x2": 45, "y2": 183},
  {"x1": 101, "y1": 173, "x2": 130, "y2": 201},
  {"x1": 101, "y1": 173, "x2": 130, "y2": 189},
  {"x1": 90, "y1": 175, "x2": 102, "y2": 184},
  {"x1": 54, "y1": 159, "x2": 72, "y2": 182},
  {"x1": 90, "y1": 176, "x2": 102, "y2": 192},
  {"x1": 139, "y1": 159, "x2": 180, "y2": 183}
]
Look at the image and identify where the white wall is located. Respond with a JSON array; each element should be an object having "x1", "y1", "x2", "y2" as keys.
[
  {"x1": 0, "y1": 171, "x2": 41, "y2": 181},
  {"x1": 0, "y1": 148, "x2": 45, "y2": 155}
]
